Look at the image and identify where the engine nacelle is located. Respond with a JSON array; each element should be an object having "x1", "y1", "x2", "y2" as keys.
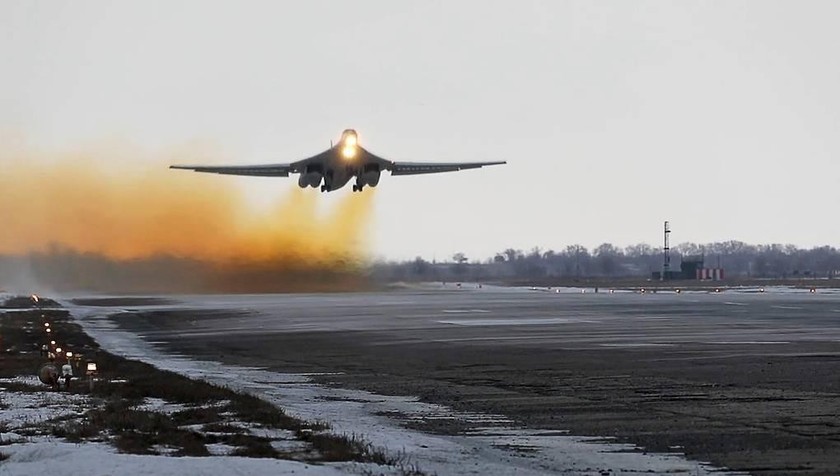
[
  {"x1": 357, "y1": 165, "x2": 381, "y2": 187},
  {"x1": 298, "y1": 172, "x2": 322, "y2": 188}
]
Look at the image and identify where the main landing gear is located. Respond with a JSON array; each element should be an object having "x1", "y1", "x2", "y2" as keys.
[
  {"x1": 320, "y1": 185, "x2": 332, "y2": 193},
  {"x1": 352, "y1": 184, "x2": 365, "y2": 192}
]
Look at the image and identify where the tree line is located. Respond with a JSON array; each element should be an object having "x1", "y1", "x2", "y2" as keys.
[{"x1": 371, "y1": 241, "x2": 840, "y2": 282}]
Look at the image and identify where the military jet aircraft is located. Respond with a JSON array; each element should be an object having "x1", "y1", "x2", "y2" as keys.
[{"x1": 170, "y1": 129, "x2": 505, "y2": 192}]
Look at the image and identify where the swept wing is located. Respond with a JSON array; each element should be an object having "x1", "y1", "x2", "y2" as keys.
[
  {"x1": 387, "y1": 161, "x2": 506, "y2": 176},
  {"x1": 169, "y1": 163, "x2": 294, "y2": 177},
  {"x1": 169, "y1": 151, "x2": 329, "y2": 177}
]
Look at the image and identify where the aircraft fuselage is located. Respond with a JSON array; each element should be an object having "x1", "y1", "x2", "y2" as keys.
[{"x1": 297, "y1": 129, "x2": 384, "y2": 192}]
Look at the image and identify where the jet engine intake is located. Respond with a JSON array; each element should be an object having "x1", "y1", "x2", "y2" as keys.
[
  {"x1": 357, "y1": 164, "x2": 381, "y2": 188},
  {"x1": 298, "y1": 171, "x2": 323, "y2": 188}
]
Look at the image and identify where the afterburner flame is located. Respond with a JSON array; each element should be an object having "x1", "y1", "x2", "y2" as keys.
[
  {"x1": 341, "y1": 129, "x2": 358, "y2": 147},
  {"x1": 341, "y1": 145, "x2": 357, "y2": 159}
]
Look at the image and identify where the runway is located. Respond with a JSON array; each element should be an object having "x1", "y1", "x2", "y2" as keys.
[{"x1": 79, "y1": 286, "x2": 840, "y2": 474}]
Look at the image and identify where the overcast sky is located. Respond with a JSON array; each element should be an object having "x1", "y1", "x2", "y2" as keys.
[{"x1": 2, "y1": 1, "x2": 839, "y2": 261}]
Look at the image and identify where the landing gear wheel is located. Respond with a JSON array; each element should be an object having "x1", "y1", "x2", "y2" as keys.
[
  {"x1": 321, "y1": 185, "x2": 331, "y2": 193},
  {"x1": 352, "y1": 185, "x2": 358, "y2": 192}
]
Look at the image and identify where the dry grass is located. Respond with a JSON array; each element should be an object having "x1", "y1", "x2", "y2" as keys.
[
  {"x1": 90, "y1": 402, "x2": 176, "y2": 434},
  {"x1": 170, "y1": 407, "x2": 223, "y2": 426},
  {"x1": 301, "y1": 432, "x2": 390, "y2": 464},
  {"x1": 50, "y1": 421, "x2": 100, "y2": 443},
  {"x1": 0, "y1": 296, "x2": 61, "y2": 309},
  {"x1": 0, "y1": 424, "x2": 13, "y2": 446},
  {"x1": 225, "y1": 394, "x2": 304, "y2": 431},
  {"x1": 226, "y1": 435, "x2": 279, "y2": 458},
  {"x1": 113, "y1": 431, "x2": 160, "y2": 455}
]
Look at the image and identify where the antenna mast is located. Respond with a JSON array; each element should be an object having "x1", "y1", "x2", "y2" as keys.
[{"x1": 662, "y1": 220, "x2": 671, "y2": 281}]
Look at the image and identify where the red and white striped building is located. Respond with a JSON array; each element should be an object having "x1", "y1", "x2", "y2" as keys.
[{"x1": 696, "y1": 268, "x2": 724, "y2": 280}]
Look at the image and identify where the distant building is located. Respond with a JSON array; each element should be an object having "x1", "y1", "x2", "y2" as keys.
[
  {"x1": 696, "y1": 267, "x2": 724, "y2": 280},
  {"x1": 652, "y1": 255, "x2": 724, "y2": 281}
]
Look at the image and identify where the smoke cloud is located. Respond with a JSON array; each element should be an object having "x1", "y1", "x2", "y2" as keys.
[{"x1": 0, "y1": 140, "x2": 376, "y2": 293}]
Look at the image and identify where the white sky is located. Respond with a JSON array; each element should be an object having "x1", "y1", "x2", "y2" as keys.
[{"x1": 2, "y1": 1, "x2": 839, "y2": 261}]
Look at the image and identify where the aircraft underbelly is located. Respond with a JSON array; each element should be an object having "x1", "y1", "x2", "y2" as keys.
[{"x1": 326, "y1": 167, "x2": 353, "y2": 191}]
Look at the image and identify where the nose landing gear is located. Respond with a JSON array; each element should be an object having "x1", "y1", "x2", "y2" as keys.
[{"x1": 352, "y1": 184, "x2": 365, "y2": 192}]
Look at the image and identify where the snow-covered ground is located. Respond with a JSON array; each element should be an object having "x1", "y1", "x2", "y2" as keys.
[
  {"x1": 3, "y1": 301, "x2": 740, "y2": 476},
  {"x1": 2, "y1": 441, "x2": 348, "y2": 476},
  {"x1": 0, "y1": 377, "x2": 90, "y2": 432},
  {"x1": 0, "y1": 377, "x2": 358, "y2": 476}
]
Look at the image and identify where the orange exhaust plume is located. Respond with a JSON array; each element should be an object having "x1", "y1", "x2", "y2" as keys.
[{"x1": 0, "y1": 141, "x2": 376, "y2": 293}]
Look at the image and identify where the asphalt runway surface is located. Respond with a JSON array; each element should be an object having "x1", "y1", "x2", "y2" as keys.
[{"x1": 106, "y1": 286, "x2": 840, "y2": 475}]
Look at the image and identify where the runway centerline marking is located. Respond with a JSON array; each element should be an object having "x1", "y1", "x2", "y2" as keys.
[
  {"x1": 723, "y1": 302, "x2": 748, "y2": 306},
  {"x1": 441, "y1": 309, "x2": 491, "y2": 314},
  {"x1": 771, "y1": 305, "x2": 804, "y2": 310},
  {"x1": 438, "y1": 317, "x2": 591, "y2": 326},
  {"x1": 432, "y1": 335, "x2": 569, "y2": 342},
  {"x1": 599, "y1": 343, "x2": 675, "y2": 348},
  {"x1": 701, "y1": 341, "x2": 791, "y2": 345}
]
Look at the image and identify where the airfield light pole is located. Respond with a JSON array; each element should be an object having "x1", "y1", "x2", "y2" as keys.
[
  {"x1": 87, "y1": 362, "x2": 98, "y2": 392},
  {"x1": 662, "y1": 221, "x2": 671, "y2": 281}
]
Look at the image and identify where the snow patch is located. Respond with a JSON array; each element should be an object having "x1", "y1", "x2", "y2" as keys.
[
  {"x1": 133, "y1": 397, "x2": 189, "y2": 415},
  {"x1": 0, "y1": 390, "x2": 91, "y2": 431},
  {"x1": 0, "y1": 441, "x2": 348, "y2": 475}
]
